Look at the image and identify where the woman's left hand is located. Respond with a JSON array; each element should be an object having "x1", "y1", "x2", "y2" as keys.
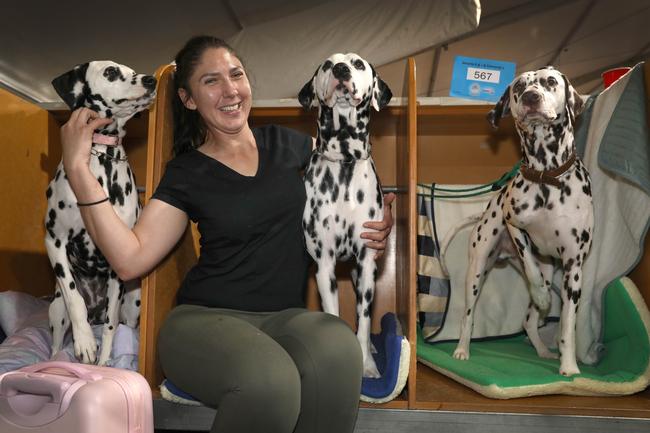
[{"x1": 361, "y1": 193, "x2": 396, "y2": 259}]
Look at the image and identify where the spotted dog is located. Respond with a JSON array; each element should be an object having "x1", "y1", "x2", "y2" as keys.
[
  {"x1": 299, "y1": 53, "x2": 392, "y2": 378},
  {"x1": 46, "y1": 61, "x2": 156, "y2": 365},
  {"x1": 452, "y1": 67, "x2": 592, "y2": 376}
]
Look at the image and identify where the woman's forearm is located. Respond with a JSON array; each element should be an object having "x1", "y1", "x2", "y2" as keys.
[{"x1": 66, "y1": 165, "x2": 143, "y2": 279}]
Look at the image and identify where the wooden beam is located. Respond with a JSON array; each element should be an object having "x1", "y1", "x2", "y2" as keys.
[
  {"x1": 427, "y1": 46, "x2": 442, "y2": 97},
  {"x1": 222, "y1": 0, "x2": 244, "y2": 31},
  {"x1": 547, "y1": 0, "x2": 597, "y2": 66}
]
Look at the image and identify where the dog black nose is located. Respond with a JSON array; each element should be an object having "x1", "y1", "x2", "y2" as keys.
[
  {"x1": 521, "y1": 91, "x2": 541, "y2": 105},
  {"x1": 332, "y1": 63, "x2": 351, "y2": 81},
  {"x1": 142, "y1": 75, "x2": 157, "y2": 90}
]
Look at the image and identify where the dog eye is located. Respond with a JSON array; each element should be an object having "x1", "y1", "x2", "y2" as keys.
[
  {"x1": 103, "y1": 66, "x2": 119, "y2": 82},
  {"x1": 513, "y1": 82, "x2": 525, "y2": 94},
  {"x1": 547, "y1": 77, "x2": 557, "y2": 86},
  {"x1": 352, "y1": 59, "x2": 365, "y2": 71}
]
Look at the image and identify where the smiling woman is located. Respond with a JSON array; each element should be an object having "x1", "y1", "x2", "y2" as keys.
[{"x1": 150, "y1": 36, "x2": 393, "y2": 433}]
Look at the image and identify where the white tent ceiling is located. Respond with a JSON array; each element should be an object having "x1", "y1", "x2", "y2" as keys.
[
  {"x1": 0, "y1": 0, "x2": 648, "y2": 108},
  {"x1": 0, "y1": 0, "x2": 479, "y2": 107}
]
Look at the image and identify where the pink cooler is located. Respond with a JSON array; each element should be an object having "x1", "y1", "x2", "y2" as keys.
[{"x1": 0, "y1": 361, "x2": 153, "y2": 433}]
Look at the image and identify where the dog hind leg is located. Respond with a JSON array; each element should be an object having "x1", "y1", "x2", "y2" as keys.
[
  {"x1": 119, "y1": 280, "x2": 141, "y2": 328},
  {"x1": 48, "y1": 291, "x2": 70, "y2": 356},
  {"x1": 523, "y1": 259, "x2": 557, "y2": 359},
  {"x1": 505, "y1": 225, "x2": 550, "y2": 312},
  {"x1": 46, "y1": 239, "x2": 97, "y2": 363},
  {"x1": 454, "y1": 206, "x2": 505, "y2": 360}
]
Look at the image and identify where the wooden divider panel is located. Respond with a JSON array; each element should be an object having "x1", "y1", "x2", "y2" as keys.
[
  {"x1": 140, "y1": 64, "x2": 198, "y2": 389},
  {"x1": 0, "y1": 89, "x2": 53, "y2": 296}
]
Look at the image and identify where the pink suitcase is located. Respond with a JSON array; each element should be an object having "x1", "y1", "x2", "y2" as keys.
[{"x1": 0, "y1": 361, "x2": 153, "y2": 433}]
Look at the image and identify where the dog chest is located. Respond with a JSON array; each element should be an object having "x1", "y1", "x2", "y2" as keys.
[
  {"x1": 503, "y1": 174, "x2": 593, "y2": 258},
  {"x1": 304, "y1": 156, "x2": 382, "y2": 215},
  {"x1": 303, "y1": 156, "x2": 383, "y2": 261}
]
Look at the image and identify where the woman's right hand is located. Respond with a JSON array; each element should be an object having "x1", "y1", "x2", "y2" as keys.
[{"x1": 60, "y1": 107, "x2": 113, "y2": 175}]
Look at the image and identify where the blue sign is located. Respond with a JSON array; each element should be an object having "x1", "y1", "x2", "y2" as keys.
[{"x1": 450, "y1": 56, "x2": 516, "y2": 102}]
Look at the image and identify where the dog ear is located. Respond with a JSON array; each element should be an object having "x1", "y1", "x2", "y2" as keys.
[
  {"x1": 562, "y1": 74, "x2": 585, "y2": 123},
  {"x1": 371, "y1": 68, "x2": 392, "y2": 111},
  {"x1": 51, "y1": 63, "x2": 90, "y2": 110},
  {"x1": 298, "y1": 66, "x2": 319, "y2": 109},
  {"x1": 487, "y1": 85, "x2": 511, "y2": 129}
]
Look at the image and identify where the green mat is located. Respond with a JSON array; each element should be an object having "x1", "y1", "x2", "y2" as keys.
[{"x1": 417, "y1": 277, "x2": 650, "y2": 398}]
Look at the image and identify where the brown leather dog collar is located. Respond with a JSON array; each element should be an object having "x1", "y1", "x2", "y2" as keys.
[{"x1": 520, "y1": 152, "x2": 577, "y2": 188}]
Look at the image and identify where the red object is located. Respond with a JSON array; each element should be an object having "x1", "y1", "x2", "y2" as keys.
[
  {"x1": 0, "y1": 361, "x2": 153, "y2": 433},
  {"x1": 602, "y1": 67, "x2": 631, "y2": 89}
]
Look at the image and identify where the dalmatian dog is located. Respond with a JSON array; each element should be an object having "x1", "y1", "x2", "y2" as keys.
[
  {"x1": 452, "y1": 66, "x2": 593, "y2": 376},
  {"x1": 46, "y1": 61, "x2": 156, "y2": 365},
  {"x1": 299, "y1": 53, "x2": 392, "y2": 378}
]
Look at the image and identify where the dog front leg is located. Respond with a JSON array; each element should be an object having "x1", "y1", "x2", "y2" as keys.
[
  {"x1": 558, "y1": 257, "x2": 583, "y2": 376},
  {"x1": 354, "y1": 251, "x2": 380, "y2": 378},
  {"x1": 98, "y1": 272, "x2": 122, "y2": 366},
  {"x1": 316, "y1": 259, "x2": 339, "y2": 316}
]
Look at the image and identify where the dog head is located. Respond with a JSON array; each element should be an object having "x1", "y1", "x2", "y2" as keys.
[
  {"x1": 299, "y1": 53, "x2": 391, "y2": 113},
  {"x1": 488, "y1": 66, "x2": 585, "y2": 129},
  {"x1": 52, "y1": 61, "x2": 157, "y2": 121}
]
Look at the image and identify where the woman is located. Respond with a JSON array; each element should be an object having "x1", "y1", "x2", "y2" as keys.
[{"x1": 61, "y1": 35, "x2": 394, "y2": 433}]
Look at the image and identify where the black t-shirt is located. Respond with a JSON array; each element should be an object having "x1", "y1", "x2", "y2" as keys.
[{"x1": 152, "y1": 125, "x2": 313, "y2": 311}]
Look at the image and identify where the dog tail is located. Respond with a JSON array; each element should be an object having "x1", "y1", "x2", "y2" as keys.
[{"x1": 439, "y1": 213, "x2": 483, "y2": 276}]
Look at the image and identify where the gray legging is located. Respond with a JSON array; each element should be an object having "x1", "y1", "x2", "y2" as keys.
[{"x1": 158, "y1": 305, "x2": 363, "y2": 433}]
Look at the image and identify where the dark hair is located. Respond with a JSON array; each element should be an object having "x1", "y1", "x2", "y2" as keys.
[{"x1": 172, "y1": 36, "x2": 242, "y2": 156}]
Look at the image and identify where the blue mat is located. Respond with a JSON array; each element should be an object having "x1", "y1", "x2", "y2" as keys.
[{"x1": 360, "y1": 313, "x2": 410, "y2": 403}]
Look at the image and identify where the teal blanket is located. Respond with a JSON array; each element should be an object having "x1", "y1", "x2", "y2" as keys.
[{"x1": 571, "y1": 62, "x2": 650, "y2": 364}]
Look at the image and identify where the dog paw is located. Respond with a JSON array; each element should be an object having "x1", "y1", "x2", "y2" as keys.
[
  {"x1": 96, "y1": 337, "x2": 114, "y2": 366},
  {"x1": 452, "y1": 348, "x2": 470, "y2": 361},
  {"x1": 559, "y1": 364, "x2": 580, "y2": 377},
  {"x1": 73, "y1": 327, "x2": 97, "y2": 364},
  {"x1": 97, "y1": 351, "x2": 111, "y2": 367}
]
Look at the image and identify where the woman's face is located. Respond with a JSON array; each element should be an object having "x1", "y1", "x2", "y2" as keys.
[{"x1": 180, "y1": 47, "x2": 252, "y2": 137}]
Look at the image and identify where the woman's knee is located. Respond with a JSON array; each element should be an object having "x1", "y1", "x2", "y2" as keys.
[
  {"x1": 266, "y1": 310, "x2": 363, "y2": 371},
  {"x1": 229, "y1": 355, "x2": 301, "y2": 406}
]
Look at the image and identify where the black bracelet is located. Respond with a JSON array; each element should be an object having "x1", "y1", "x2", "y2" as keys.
[{"x1": 77, "y1": 197, "x2": 110, "y2": 207}]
